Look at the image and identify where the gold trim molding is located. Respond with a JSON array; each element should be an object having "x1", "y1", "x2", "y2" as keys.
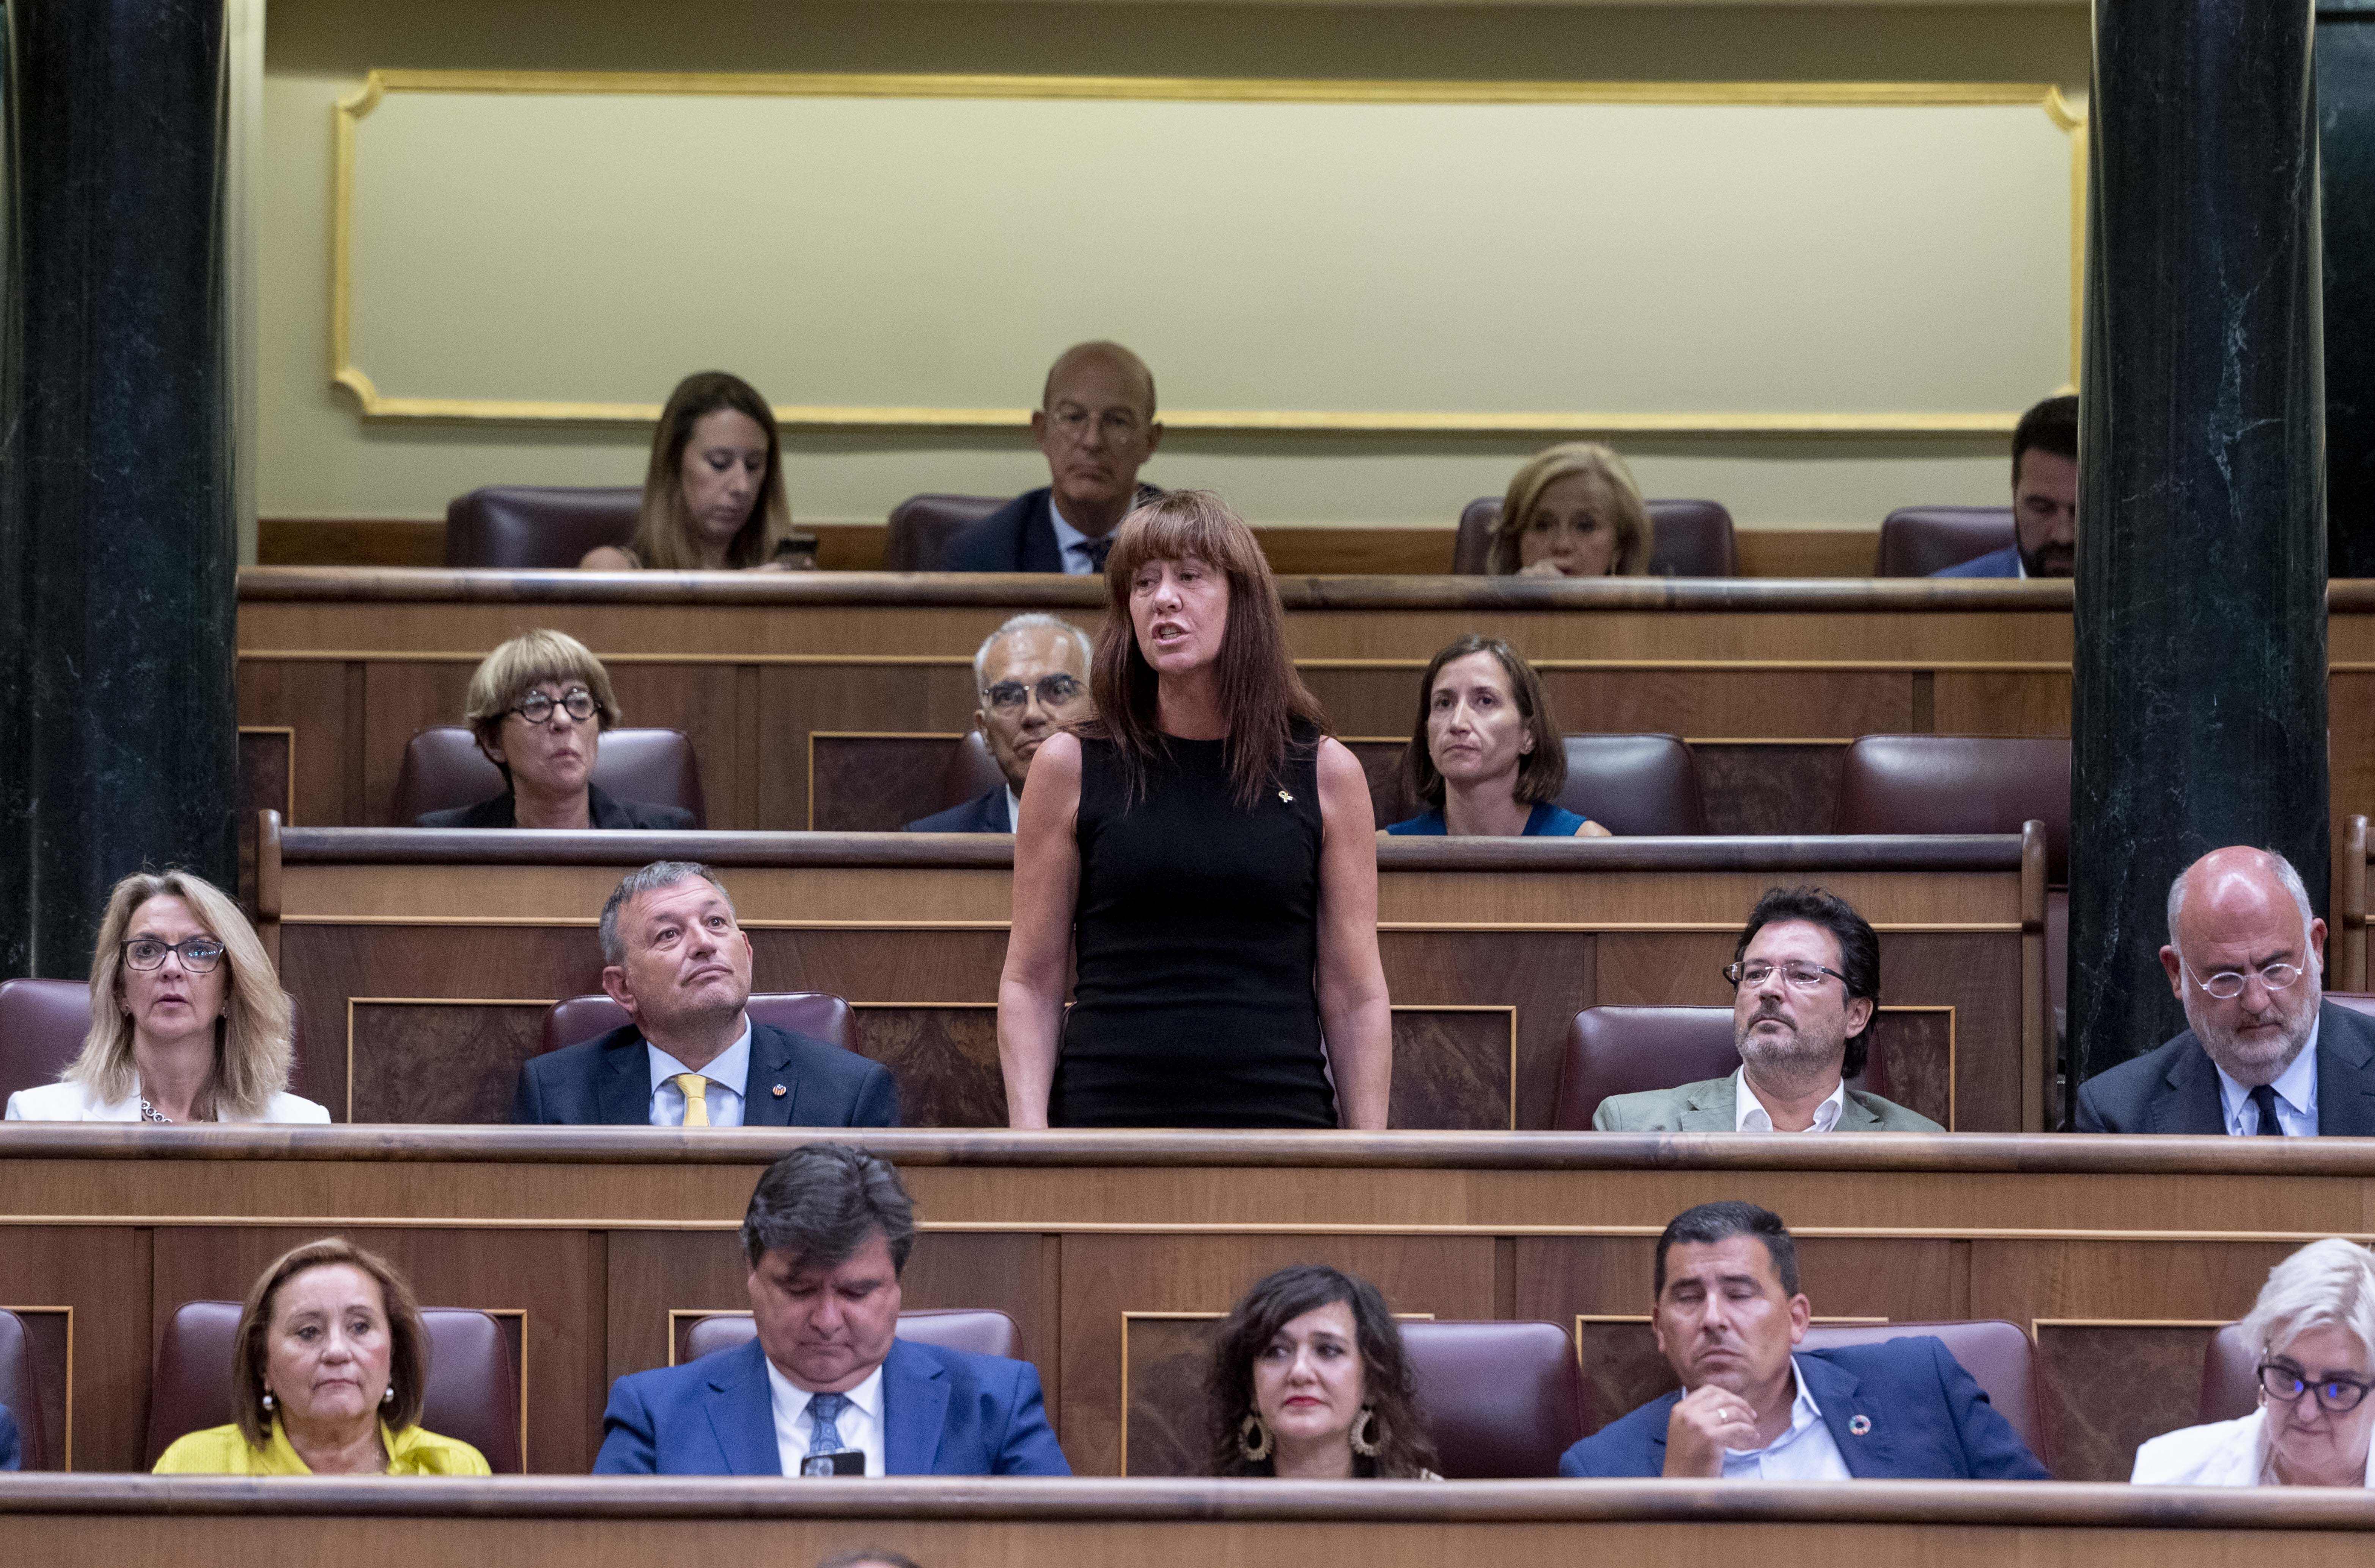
[{"x1": 332, "y1": 70, "x2": 2084, "y2": 433}]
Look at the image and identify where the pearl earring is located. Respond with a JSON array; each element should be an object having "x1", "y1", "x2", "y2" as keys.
[
  {"x1": 382, "y1": 1386, "x2": 395, "y2": 1405},
  {"x1": 260, "y1": 1391, "x2": 274, "y2": 1411}
]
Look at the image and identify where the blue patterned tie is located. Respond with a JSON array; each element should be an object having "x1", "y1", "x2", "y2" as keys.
[{"x1": 807, "y1": 1392, "x2": 849, "y2": 1457}]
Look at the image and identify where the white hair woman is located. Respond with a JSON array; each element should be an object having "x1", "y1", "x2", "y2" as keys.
[
  {"x1": 3, "y1": 870, "x2": 327, "y2": 1123},
  {"x1": 2133, "y1": 1238, "x2": 2375, "y2": 1486}
]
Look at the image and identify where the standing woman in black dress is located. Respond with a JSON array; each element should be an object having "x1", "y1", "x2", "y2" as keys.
[{"x1": 998, "y1": 491, "x2": 1392, "y2": 1129}]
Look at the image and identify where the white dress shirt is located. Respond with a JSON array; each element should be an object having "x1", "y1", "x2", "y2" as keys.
[
  {"x1": 1719, "y1": 1358, "x2": 1853, "y2": 1480},
  {"x1": 2211, "y1": 1017, "x2": 2320, "y2": 1136},
  {"x1": 767, "y1": 1357, "x2": 887, "y2": 1477},
  {"x1": 1734, "y1": 1070, "x2": 1848, "y2": 1133},
  {"x1": 1047, "y1": 494, "x2": 1108, "y2": 577},
  {"x1": 2132, "y1": 1406, "x2": 2375, "y2": 1485},
  {"x1": 4, "y1": 1080, "x2": 329, "y2": 1122},
  {"x1": 1004, "y1": 786, "x2": 1022, "y2": 832},
  {"x1": 645, "y1": 1017, "x2": 753, "y2": 1128}
]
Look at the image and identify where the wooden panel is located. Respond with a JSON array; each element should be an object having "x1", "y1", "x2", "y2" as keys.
[
  {"x1": 1539, "y1": 668, "x2": 1914, "y2": 740},
  {"x1": 810, "y1": 734, "x2": 975, "y2": 832},
  {"x1": 361, "y1": 660, "x2": 474, "y2": 826},
  {"x1": 238, "y1": 658, "x2": 357, "y2": 826},
  {"x1": 1379, "y1": 931, "x2": 1590, "y2": 1132},
  {"x1": 2, "y1": 1307, "x2": 72, "y2": 1472},
  {"x1": 1931, "y1": 669, "x2": 2071, "y2": 734},
  {"x1": 1693, "y1": 742, "x2": 1844, "y2": 836},
  {"x1": 852, "y1": 1005, "x2": 1005, "y2": 1127},
  {"x1": 1870, "y1": 1009, "x2": 1955, "y2": 1130},
  {"x1": 1387, "y1": 1008, "x2": 1515, "y2": 1131},
  {"x1": 2035, "y1": 1323, "x2": 2223, "y2": 1483},
  {"x1": 758, "y1": 663, "x2": 985, "y2": 831},
  {"x1": 1346, "y1": 737, "x2": 1419, "y2": 828},
  {"x1": 1734, "y1": 529, "x2": 1882, "y2": 578},
  {"x1": 236, "y1": 729, "x2": 293, "y2": 911},
  {"x1": 349, "y1": 1001, "x2": 550, "y2": 1124},
  {"x1": 1121, "y1": 1314, "x2": 1224, "y2": 1477},
  {"x1": 604, "y1": 664, "x2": 752, "y2": 830},
  {"x1": 0, "y1": 1230, "x2": 147, "y2": 1472}
]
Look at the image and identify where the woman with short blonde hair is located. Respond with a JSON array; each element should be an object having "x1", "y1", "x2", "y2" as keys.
[
  {"x1": 581, "y1": 371, "x2": 791, "y2": 571},
  {"x1": 1487, "y1": 442, "x2": 1653, "y2": 578},
  {"x1": 4, "y1": 870, "x2": 326, "y2": 1123}
]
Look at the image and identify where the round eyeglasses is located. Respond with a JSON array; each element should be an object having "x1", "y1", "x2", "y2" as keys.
[
  {"x1": 509, "y1": 689, "x2": 600, "y2": 725},
  {"x1": 2259, "y1": 1360, "x2": 2375, "y2": 1414},
  {"x1": 983, "y1": 673, "x2": 1085, "y2": 712},
  {"x1": 122, "y1": 937, "x2": 226, "y2": 973},
  {"x1": 1723, "y1": 960, "x2": 1847, "y2": 993},
  {"x1": 2182, "y1": 956, "x2": 2307, "y2": 1001}
]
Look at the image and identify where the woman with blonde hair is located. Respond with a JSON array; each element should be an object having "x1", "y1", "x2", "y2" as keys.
[
  {"x1": 1486, "y1": 442, "x2": 1654, "y2": 578},
  {"x1": 5, "y1": 870, "x2": 326, "y2": 1123},
  {"x1": 154, "y1": 1237, "x2": 490, "y2": 1475},
  {"x1": 420, "y1": 628, "x2": 694, "y2": 830},
  {"x1": 581, "y1": 371, "x2": 793, "y2": 571},
  {"x1": 998, "y1": 490, "x2": 1392, "y2": 1130}
]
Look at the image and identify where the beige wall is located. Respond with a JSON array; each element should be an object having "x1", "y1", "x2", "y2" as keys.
[{"x1": 261, "y1": 1, "x2": 2093, "y2": 535}]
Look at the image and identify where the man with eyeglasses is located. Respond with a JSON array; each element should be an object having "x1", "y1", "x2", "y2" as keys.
[
  {"x1": 940, "y1": 343, "x2": 1165, "y2": 573},
  {"x1": 1593, "y1": 886, "x2": 1941, "y2": 1132},
  {"x1": 2076, "y1": 846, "x2": 2375, "y2": 1135},
  {"x1": 906, "y1": 615, "x2": 1094, "y2": 833}
]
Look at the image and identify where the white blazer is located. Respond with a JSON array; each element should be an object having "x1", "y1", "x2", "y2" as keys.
[
  {"x1": 3, "y1": 1079, "x2": 330, "y2": 1123},
  {"x1": 2132, "y1": 1408, "x2": 2375, "y2": 1486}
]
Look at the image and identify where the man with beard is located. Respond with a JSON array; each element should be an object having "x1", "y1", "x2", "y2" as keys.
[
  {"x1": 1935, "y1": 394, "x2": 2077, "y2": 578},
  {"x1": 2076, "y1": 847, "x2": 2375, "y2": 1135},
  {"x1": 1592, "y1": 886, "x2": 1940, "y2": 1131},
  {"x1": 1559, "y1": 1202, "x2": 2048, "y2": 1478}
]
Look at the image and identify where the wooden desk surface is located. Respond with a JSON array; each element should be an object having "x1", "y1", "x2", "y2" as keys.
[{"x1": 3, "y1": 1475, "x2": 2375, "y2": 1568}]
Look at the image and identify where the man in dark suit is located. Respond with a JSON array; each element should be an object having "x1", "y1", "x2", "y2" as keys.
[
  {"x1": 906, "y1": 614, "x2": 1093, "y2": 833},
  {"x1": 1934, "y1": 394, "x2": 2076, "y2": 579},
  {"x1": 1560, "y1": 1202, "x2": 2048, "y2": 1480},
  {"x1": 0, "y1": 1401, "x2": 19, "y2": 1470},
  {"x1": 941, "y1": 342, "x2": 1163, "y2": 573},
  {"x1": 2077, "y1": 846, "x2": 2375, "y2": 1135},
  {"x1": 595, "y1": 1145, "x2": 1069, "y2": 1476},
  {"x1": 513, "y1": 862, "x2": 897, "y2": 1127}
]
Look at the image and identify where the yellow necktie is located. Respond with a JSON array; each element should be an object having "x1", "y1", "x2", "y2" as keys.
[{"x1": 672, "y1": 1072, "x2": 710, "y2": 1128}]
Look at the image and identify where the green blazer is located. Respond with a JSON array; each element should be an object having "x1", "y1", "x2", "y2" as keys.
[{"x1": 1590, "y1": 1070, "x2": 1942, "y2": 1133}]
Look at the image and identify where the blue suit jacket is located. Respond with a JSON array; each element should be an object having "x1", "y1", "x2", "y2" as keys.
[
  {"x1": 2074, "y1": 999, "x2": 2375, "y2": 1135},
  {"x1": 511, "y1": 1021, "x2": 899, "y2": 1127},
  {"x1": 1933, "y1": 546, "x2": 2022, "y2": 578},
  {"x1": 1558, "y1": 1338, "x2": 2049, "y2": 1480},
  {"x1": 939, "y1": 484, "x2": 1162, "y2": 572},
  {"x1": 0, "y1": 1402, "x2": 18, "y2": 1470},
  {"x1": 905, "y1": 787, "x2": 1010, "y2": 834},
  {"x1": 594, "y1": 1336, "x2": 1070, "y2": 1476}
]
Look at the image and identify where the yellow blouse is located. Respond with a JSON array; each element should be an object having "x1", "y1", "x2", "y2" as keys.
[{"x1": 153, "y1": 1419, "x2": 491, "y2": 1476}]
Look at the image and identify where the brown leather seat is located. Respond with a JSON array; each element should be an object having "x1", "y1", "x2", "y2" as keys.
[
  {"x1": 1834, "y1": 735, "x2": 2070, "y2": 881},
  {"x1": 886, "y1": 495, "x2": 1006, "y2": 572},
  {"x1": 1452, "y1": 498, "x2": 1738, "y2": 577},
  {"x1": 0, "y1": 978, "x2": 93, "y2": 1105},
  {"x1": 391, "y1": 726, "x2": 707, "y2": 826},
  {"x1": 684, "y1": 1309, "x2": 1021, "y2": 1364},
  {"x1": 1558, "y1": 735, "x2": 1703, "y2": 836},
  {"x1": 2197, "y1": 1322, "x2": 2260, "y2": 1423},
  {"x1": 0, "y1": 1308, "x2": 50, "y2": 1469},
  {"x1": 937, "y1": 731, "x2": 1008, "y2": 811},
  {"x1": 1799, "y1": 1320, "x2": 2047, "y2": 1467},
  {"x1": 1873, "y1": 506, "x2": 2016, "y2": 577},
  {"x1": 1403, "y1": 1319, "x2": 1583, "y2": 1477},
  {"x1": 144, "y1": 1299, "x2": 522, "y2": 1471},
  {"x1": 541, "y1": 992, "x2": 854, "y2": 1056},
  {"x1": 444, "y1": 486, "x2": 642, "y2": 570},
  {"x1": 1551, "y1": 1006, "x2": 1887, "y2": 1130}
]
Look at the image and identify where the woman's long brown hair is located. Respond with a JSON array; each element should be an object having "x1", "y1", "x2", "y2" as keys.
[{"x1": 1088, "y1": 491, "x2": 1327, "y2": 808}]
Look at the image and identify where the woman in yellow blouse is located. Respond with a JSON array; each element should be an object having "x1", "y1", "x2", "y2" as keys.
[{"x1": 154, "y1": 1238, "x2": 489, "y2": 1475}]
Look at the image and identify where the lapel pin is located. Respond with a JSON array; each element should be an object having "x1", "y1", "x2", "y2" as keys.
[
  {"x1": 772, "y1": 1084, "x2": 787, "y2": 1098},
  {"x1": 1848, "y1": 1415, "x2": 1872, "y2": 1436},
  {"x1": 1278, "y1": 789, "x2": 1294, "y2": 803}
]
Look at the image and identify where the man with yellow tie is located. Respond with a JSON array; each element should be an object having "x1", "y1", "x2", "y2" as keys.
[{"x1": 511, "y1": 861, "x2": 899, "y2": 1127}]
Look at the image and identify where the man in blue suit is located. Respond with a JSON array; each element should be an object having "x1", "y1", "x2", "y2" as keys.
[
  {"x1": 1560, "y1": 1202, "x2": 2048, "y2": 1480},
  {"x1": 1935, "y1": 394, "x2": 2076, "y2": 579},
  {"x1": 940, "y1": 342, "x2": 1163, "y2": 574},
  {"x1": 513, "y1": 862, "x2": 898, "y2": 1127},
  {"x1": 596, "y1": 1144, "x2": 1069, "y2": 1476},
  {"x1": 906, "y1": 615, "x2": 1094, "y2": 833}
]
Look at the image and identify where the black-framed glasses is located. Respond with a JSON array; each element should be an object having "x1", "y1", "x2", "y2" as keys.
[
  {"x1": 510, "y1": 688, "x2": 600, "y2": 725},
  {"x1": 2259, "y1": 1359, "x2": 2375, "y2": 1413},
  {"x1": 2182, "y1": 956, "x2": 2307, "y2": 1002},
  {"x1": 122, "y1": 937, "x2": 226, "y2": 974},
  {"x1": 1723, "y1": 960, "x2": 1847, "y2": 993},
  {"x1": 984, "y1": 674, "x2": 1085, "y2": 712}
]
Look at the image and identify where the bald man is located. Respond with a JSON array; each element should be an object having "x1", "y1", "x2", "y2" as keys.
[
  {"x1": 2075, "y1": 847, "x2": 2375, "y2": 1135},
  {"x1": 941, "y1": 342, "x2": 1165, "y2": 573}
]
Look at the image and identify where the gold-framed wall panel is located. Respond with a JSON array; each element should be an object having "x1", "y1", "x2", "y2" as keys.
[{"x1": 330, "y1": 71, "x2": 2085, "y2": 431}]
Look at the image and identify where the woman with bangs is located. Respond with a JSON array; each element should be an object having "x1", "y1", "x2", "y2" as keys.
[{"x1": 996, "y1": 491, "x2": 1392, "y2": 1130}]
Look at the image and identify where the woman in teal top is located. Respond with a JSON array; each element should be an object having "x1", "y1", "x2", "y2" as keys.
[{"x1": 1385, "y1": 635, "x2": 1611, "y2": 838}]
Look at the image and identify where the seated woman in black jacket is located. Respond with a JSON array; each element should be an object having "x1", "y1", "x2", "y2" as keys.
[{"x1": 420, "y1": 629, "x2": 693, "y2": 830}]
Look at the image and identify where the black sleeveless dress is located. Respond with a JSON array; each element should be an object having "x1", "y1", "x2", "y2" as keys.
[{"x1": 1053, "y1": 726, "x2": 1340, "y2": 1128}]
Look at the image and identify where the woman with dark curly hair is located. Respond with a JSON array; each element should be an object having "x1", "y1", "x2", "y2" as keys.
[{"x1": 1207, "y1": 1264, "x2": 1439, "y2": 1480}]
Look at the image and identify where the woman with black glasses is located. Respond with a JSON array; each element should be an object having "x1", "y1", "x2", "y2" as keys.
[
  {"x1": 2134, "y1": 1238, "x2": 2375, "y2": 1486},
  {"x1": 5, "y1": 870, "x2": 326, "y2": 1123},
  {"x1": 421, "y1": 629, "x2": 693, "y2": 830}
]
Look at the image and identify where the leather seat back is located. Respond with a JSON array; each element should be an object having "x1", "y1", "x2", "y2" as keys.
[
  {"x1": 1798, "y1": 1320, "x2": 2046, "y2": 1467},
  {"x1": 937, "y1": 731, "x2": 1009, "y2": 811},
  {"x1": 145, "y1": 1299, "x2": 522, "y2": 1472},
  {"x1": 2197, "y1": 1322, "x2": 2261, "y2": 1423},
  {"x1": 1452, "y1": 498, "x2": 1738, "y2": 577},
  {"x1": 0, "y1": 1308, "x2": 50, "y2": 1470},
  {"x1": 0, "y1": 978, "x2": 93, "y2": 1106},
  {"x1": 540, "y1": 993, "x2": 854, "y2": 1056},
  {"x1": 1833, "y1": 735, "x2": 2070, "y2": 882},
  {"x1": 1403, "y1": 1319, "x2": 1584, "y2": 1477},
  {"x1": 445, "y1": 487, "x2": 642, "y2": 569},
  {"x1": 1552, "y1": 1005, "x2": 1886, "y2": 1130},
  {"x1": 1558, "y1": 735, "x2": 1704, "y2": 836},
  {"x1": 684, "y1": 1309, "x2": 1021, "y2": 1364},
  {"x1": 392, "y1": 726, "x2": 706, "y2": 827},
  {"x1": 1874, "y1": 506, "x2": 2016, "y2": 577},
  {"x1": 886, "y1": 495, "x2": 1007, "y2": 571}
]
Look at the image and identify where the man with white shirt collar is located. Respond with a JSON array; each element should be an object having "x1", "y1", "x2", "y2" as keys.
[
  {"x1": 511, "y1": 862, "x2": 898, "y2": 1127},
  {"x1": 1560, "y1": 1202, "x2": 2048, "y2": 1479},
  {"x1": 905, "y1": 615, "x2": 1094, "y2": 833},
  {"x1": 2077, "y1": 846, "x2": 2375, "y2": 1135},
  {"x1": 595, "y1": 1144, "x2": 1070, "y2": 1476},
  {"x1": 1592, "y1": 886, "x2": 1941, "y2": 1133}
]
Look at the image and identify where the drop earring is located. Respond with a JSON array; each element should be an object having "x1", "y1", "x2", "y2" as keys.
[
  {"x1": 1237, "y1": 1412, "x2": 1272, "y2": 1462},
  {"x1": 260, "y1": 1391, "x2": 275, "y2": 1411},
  {"x1": 1350, "y1": 1406, "x2": 1382, "y2": 1458},
  {"x1": 382, "y1": 1385, "x2": 395, "y2": 1405}
]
